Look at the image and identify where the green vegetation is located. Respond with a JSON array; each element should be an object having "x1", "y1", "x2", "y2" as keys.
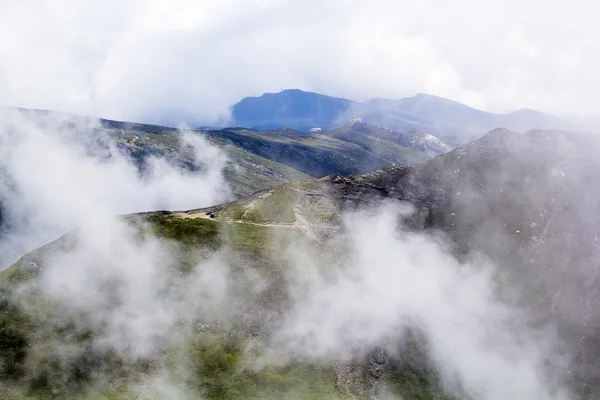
[
  {"x1": 141, "y1": 211, "x2": 290, "y2": 258},
  {"x1": 143, "y1": 211, "x2": 220, "y2": 248},
  {"x1": 0, "y1": 210, "x2": 461, "y2": 399},
  {"x1": 188, "y1": 332, "x2": 338, "y2": 400},
  {"x1": 107, "y1": 127, "x2": 311, "y2": 198},
  {"x1": 325, "y1": 125, "x2": 431, "y2": 165},
  {"x1": 105, "y1": 115, "x2": 447, "y2": 196},
  {"x1": 217, "y1": 185, "x2": 298, "y2": 224},
  {"x1": 0, "y1": 291, "x2": 30, "y2": 381},
  {"x1": 204, "y1": 124, "x2": 444, "y2": 178},
  {"x1": 248, "y1": 186, "x2": 297, "y2": 223}
]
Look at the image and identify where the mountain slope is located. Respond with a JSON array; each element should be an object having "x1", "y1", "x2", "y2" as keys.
[
  {"x1": 369, "y1": 94, "x2": 576, "y2": 136},
  {"x1": 102, "y1": 121, "x2": 311, "y2": 196},
  {"x1": 1, "y1": 108, "x2": 446, "y2": 196},
  {"x1": 231, "y1": 90, "x2": 580, "y2": 143},
  {"x1": 325, "y1": 118, "x2": 450, "y2": 156},
  {"x1": 231, "y1": 89, "x2": 356, "y2": 130},
  {"x1": 0, "y1": 108, "x2": 311, "y2": 198},
  {"x1": 0, "y1": 108, "x2": 447, "y2": 268},
  {"x1": 0, "y1": 208, "x2": 457, "y2": 400},
  {"x1": 202, "y1": 121, "x2": 448, "y2": 178},
  {"x1": 197, "y1": 127, "x2": 600, "y2": 397},
  {"x1": 4, "y1": 128, "x2": 600, "y2": 398}
]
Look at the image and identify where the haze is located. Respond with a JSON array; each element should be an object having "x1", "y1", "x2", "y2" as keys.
[
  {"x1": 1, "y1": 0, "x2": 598, "y2": 125},
  {"x1": 0, "y1": 1, "x2": 598, "y2": 399}
]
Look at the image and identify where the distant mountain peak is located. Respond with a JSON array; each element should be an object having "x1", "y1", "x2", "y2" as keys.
[
  {"x1": 231, "y1": 89, "x2": 579, "y2": 141},
  {"x1": 231, "y1": 89, "x2": 357, "y2": 131}
]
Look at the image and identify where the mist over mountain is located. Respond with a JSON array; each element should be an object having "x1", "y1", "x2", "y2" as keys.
[
  {"x1": 231, "y1": 89, "x2": 581, "y2": 144},
  {"x1": 0, "y1": 107, "x2": 449, "y2": 269},
  {"x1": 2, "y1": 1, "x2": 600, "y2": 397},
  {"x1": 1, "y1": 102, "x2": 600, "y2": 399}
]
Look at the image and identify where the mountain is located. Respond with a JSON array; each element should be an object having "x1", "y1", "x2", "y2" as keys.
[
  {"x1": 0, "y1": 208, "x2": 455, "y2": 399},
  {"x1": 0, "y1": 108, "x2": 311, "y2": 198},
  {"x1": 0, "y1": 108, "x2": 449, "y2": 269},
  {"x1": 100, "y1": 120, "x2": 312, "y2": 197},
  {"x1": 230, "y1": 89, "x2": 357, "y2": 131},
  {"x1": 231, "y1": 90, "x2": 580, "y2": 143},
  {"x1": 501, "y1": 107, "x2": 575, "y2": 131},
  {"x1": 197, "y1": 127, "x2": 600, "y2": 397},
  {"x1": 324, "y1": 118, "x2": 450, "y2": 156},
  {"x1": 372, "y1": 94, "x2": 576, "y2": 136},
  {"x1": 202, "y1": 120, "x2": 449, "y2": 178},
  {"x1": 4, "y1": 128, "x2": 600, "y2": 398},
  {"x1": 1, "y1": 108, "x2": 447, "y2": 197}
]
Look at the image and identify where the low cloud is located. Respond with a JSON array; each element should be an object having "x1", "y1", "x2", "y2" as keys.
[
  {"x1": 0, "y1": 108, "x2": 232, "y2": 268},
  {"x1": 8, "y1": 198, "x2": 572, "y2": 398},
  {"x1": 0, "y1": 111, "x2": 572, "y2": 399},
  {"x1": 272, "y1": 203, "x2": 570, "y2": 399}
]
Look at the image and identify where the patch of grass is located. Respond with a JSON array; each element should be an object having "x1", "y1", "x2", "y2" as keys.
[
  {"x1": 251, "y1": 187, "x2": 297, "y2": 223},
  {"x1": 0, "y1": 210, "x2": 463, "y2": 400},
  {"x1": 0, "y1": 259, "x2": 26, "y2": 284},
  {"x1": 229, "y1": 208, "x2": 245, "y2": 220},
  {"x1": 218, "y1": 186, "x2": 299, "y2": 224},
  {"x1": 142, "y1": 210, "x2": 291, "y2": 267},
  {"x1": 144, "y1": 212, "x2": 221, "y2": 248},
  {"x1": 189, "y1": 332, "x2": 338, "y2": 400},
  {"x1": 241, "y1": 209, "x2": 262, "y2": 223},
  {"x1": 0, "y1": 294, "x2": 30, "y2": 381}
]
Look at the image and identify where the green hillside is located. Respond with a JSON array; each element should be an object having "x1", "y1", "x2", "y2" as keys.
[
  {"x1": 0, "y1": 211, "x2": 455, "y2": 400},
  {"x1": 6, "y1": 127, "x2": 598, "y2": 398}
]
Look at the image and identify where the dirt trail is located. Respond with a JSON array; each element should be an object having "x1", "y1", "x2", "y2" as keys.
[{"x1": 174, "y1": 211, "x2": 338, "y2": 231}]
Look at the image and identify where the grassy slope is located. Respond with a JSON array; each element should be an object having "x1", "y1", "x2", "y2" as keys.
[
  {"x1": 203, "y1": 126, "x2": 444, "y2": 178},
  {"x1": 203, "y1": 128, "x2": 388, "y2": 177},
  {"x1": 103, "y1": 120, "x2": 445, "y2": 197},
  {"x1": 0, "y1": 212, "x2": 458, "y2": 400},
  {"x1": 0, "y1": 215, "x2": 337, "y2": 399},
  {"x1": 323, "y1": 122, "x2": 448, "y2": 163},
  {"x1": 326, "y1": 127, "x2": 428, "y2": 165},
  {"x1": 107, "y1": 128, "x2": 311, "y2": 197}
]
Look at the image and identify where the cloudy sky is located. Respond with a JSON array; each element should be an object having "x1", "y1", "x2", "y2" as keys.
[{"x1": 0, "y1": 0, "x2": 597, "y2": 125}]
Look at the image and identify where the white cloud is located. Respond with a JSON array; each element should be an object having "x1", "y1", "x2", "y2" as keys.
[
  {"x1": 10, "y1": 196, "x2": 571, "y2": 398},
  {"x1": 271, "y1": 203, "x2": 570, "y2": 399},
  {"x1": 0, "y1": 0, "x2": 598, "y2": 124},
  {"x1": 0, "y1": 108, "x2": 232, "y2": 268}
]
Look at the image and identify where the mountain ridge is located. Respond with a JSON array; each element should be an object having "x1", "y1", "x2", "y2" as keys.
[
  {"x1": 0, "y1": 107, "x2": 448, "y2": 195},
  {"x1": 231, "y1": 89, "x2": 582, "y2": 143},
  {"x1": 4, "y1": 127, "x2": 600, "y2": 398}
]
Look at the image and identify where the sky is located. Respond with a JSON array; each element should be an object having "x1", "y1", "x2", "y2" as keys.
[{"x1": 0, "y1": 0, "x2": 598, "y2": 125}]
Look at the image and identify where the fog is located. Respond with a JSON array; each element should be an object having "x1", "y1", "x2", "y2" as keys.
[
  {"x1": 0, "y1": 108, "x2": 232, "y2": 268},
  {"x1": 273, "y1": 204, "x2": 569, "y2": 399},
  {"x1": 0, "y1": 112, "x2": 575, "y2": 398}
]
